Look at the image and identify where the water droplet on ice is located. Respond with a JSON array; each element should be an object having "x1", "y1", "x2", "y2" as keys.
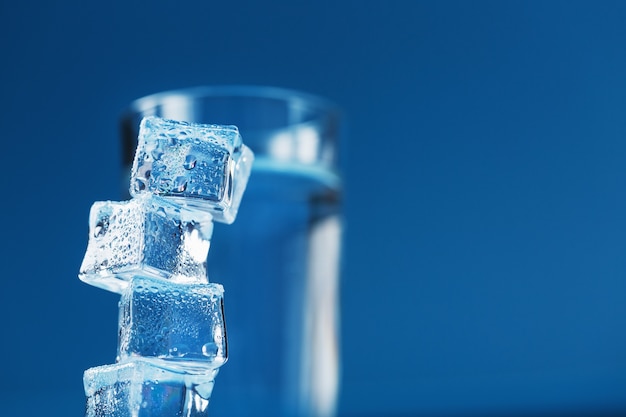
[
  {"x1": 195, "y1": 381, "x2": 215, "y2": 400},
  {"x1": 169, "y1": 345, "x2": 187, "y2": 357},
  {"x1": 94, "y1": 217, "x2": 109, "y2": 237},
  {"x1": 202, "y1": 342, "x2": 218, "y2": 358},
  {"x1": 134, "y1": 178, "x2": 147, "y2": 192},
  {"x1": 184, "y1": 154, "x2": 197, "y2": 170},
  {"x1": 173, "y1": 176, "x2": 187, "y2": 193}
]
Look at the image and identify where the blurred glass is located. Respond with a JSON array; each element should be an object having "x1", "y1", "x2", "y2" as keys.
[{"x1": 120, "y1": 86, "x2": 343, "y2": 417}]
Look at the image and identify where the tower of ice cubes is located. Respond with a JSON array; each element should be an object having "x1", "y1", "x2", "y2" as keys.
[{"x1": 78, "y1": 116, "x2": 253, "y2": 417}]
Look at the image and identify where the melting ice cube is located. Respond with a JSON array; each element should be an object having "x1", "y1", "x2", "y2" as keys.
[
  {"x1": 78, "y1": 193, "x2": 214, "y2": 293},
  {"x1": 83, "y1": 360, "x2": 218, "y2": 417},
  {"x1": 130, "y1": 116, "x2": 254, "y2": 224},
  {"x1": 118, "y1": 275, "x2": 227, "y2": 373}
]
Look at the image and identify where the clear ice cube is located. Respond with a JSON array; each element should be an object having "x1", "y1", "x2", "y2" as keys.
[
  {"x1": 118, "y1": 275, "x2": 227, "y2": 373},
  {"x1": 130, "y1": 116, "x2": 254, "y2": 224},
  {"x1": 78, "y1": 193, "x2": 214, "y2": 294},
  {"x1": 84, "y1": 360, "x2": 218, "y2": 417}
]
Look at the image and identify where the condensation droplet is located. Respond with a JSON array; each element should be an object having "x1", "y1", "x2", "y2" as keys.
[
  {"x1": 94, "y1": 217, "x2": 109, "y2": 238},
  {"x1": 202, "y1": 342, "x2": 218, "y2": 358},
  {"x1": 173, "y1": 176, "x2": 187, "y2": 193},
  {"x1": 134, "y1": 178, "x2": 147, "y2": 192},
  {"x1": 169, "y1": 346, "x2": 187, "y2": 357},
  {"x1": 183, "y1": 154, "x2": 197, "y2": 170}
]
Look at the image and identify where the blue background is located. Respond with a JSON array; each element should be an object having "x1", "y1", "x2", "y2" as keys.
[{"x1": 2, "y1": 1, "x2": 626, "y2": 416}]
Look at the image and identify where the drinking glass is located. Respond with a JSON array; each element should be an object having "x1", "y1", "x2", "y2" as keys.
[{"x1": 120, "y1": 86, "x2": 343, "y2": 417}]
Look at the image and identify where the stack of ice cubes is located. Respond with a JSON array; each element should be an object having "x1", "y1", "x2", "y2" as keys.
[{"x1": 78, "y1": 116, "x2": 253, "y2": 416}]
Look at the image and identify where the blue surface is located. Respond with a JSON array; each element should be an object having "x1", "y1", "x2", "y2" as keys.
[{"x1": 2, "y1": 1, "x2": 626, "y2": 416}]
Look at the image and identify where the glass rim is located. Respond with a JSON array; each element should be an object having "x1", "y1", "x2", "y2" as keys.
[{"x1": 122, "y1": 85, "x2": 341, "y2": 118}]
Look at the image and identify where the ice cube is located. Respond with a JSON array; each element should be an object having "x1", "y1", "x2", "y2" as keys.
[
  {"x1": 78, "y1": 193, "x2": 213, "y2": 294},
  {"x1": 130, "y1": 116, "x2": 254, "y2": 224},
  {"x1": 118, "y1": 275, "x2": 227, "y2": 372},
  {"x1": 84, "y1": 360, "x2": 218, "y2": 417}
]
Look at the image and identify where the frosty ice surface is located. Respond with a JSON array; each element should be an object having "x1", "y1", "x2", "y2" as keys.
[
  {"x1": 130, "y1": 116, "x2": 254, "y2": 224},
  {"x1": 84, "y1": 360, "x2": 218, "y2": 417},
  {"x1": 118, "y1": 275, "x2": 227, "y2": 372},
  {"x1": 78, "y1": 193, "x2": 213, "y2": 293}
]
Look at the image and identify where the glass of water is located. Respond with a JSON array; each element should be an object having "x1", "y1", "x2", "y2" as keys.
[{"x1": 120, "y1": 86, "x2": 343, "y2": 417}]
